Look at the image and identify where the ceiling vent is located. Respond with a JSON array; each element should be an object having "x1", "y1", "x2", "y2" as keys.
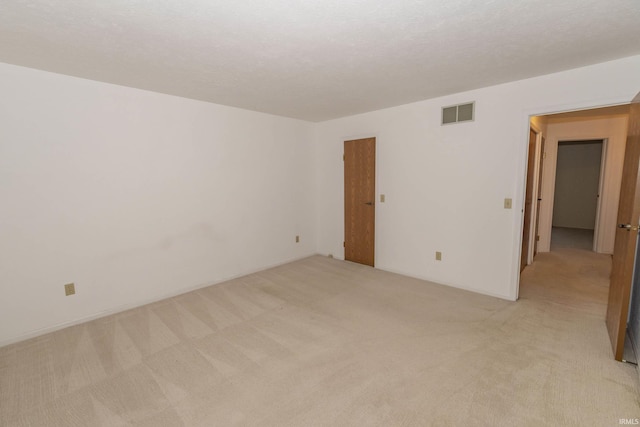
[{"x1": 442, "y1": 102, "x2": 474, "y2": 125}]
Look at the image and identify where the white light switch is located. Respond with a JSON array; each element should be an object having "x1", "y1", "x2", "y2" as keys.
[
  {"x1": 380, "y1": 194, "x2": 386, "y2": 203},
  {"x1": 504, "y1": 198, "x2": 512, "y2": 209}
]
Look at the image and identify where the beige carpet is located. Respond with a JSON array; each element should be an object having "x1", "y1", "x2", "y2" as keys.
[
  {"x1": 1, "y1": 252, "x2": 638, "y2": 426},
  {"x1": 551, "y1": 226, "x2": 594, "y2": 251}
]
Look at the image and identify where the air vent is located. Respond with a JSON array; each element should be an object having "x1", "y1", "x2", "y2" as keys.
[{"x1": 442, "y1": 102, "x2": 474, "y2": 125}]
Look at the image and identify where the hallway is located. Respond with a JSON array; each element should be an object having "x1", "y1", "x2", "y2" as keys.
[
  {"x1": 550, "y1": 227, "x2": 595, "y2": 252},
  {"x1": 521, "y1": 248, "x2": 609, "y2": 314},
  {"x1": 519, "y1": 247, "x2": 639, "y2": 420}
]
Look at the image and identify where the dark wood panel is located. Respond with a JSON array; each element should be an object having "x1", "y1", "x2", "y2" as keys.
[
  {"x1": 344, "y1": 138, "x2": 375, "y2": 266},
  {"x1": 607, "y1": 98, "x2": 640, "y2": 360},
  {"x1": 521, "y1": 128, "x2": 537, "y2": 271},
  {"x1": 534, "y1": 136, "x2": 545, "y2": 256}
]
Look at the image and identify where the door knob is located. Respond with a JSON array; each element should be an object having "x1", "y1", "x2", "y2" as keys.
[{"x1": 618, "y1": 223, "x2": 638, "y2": 231}]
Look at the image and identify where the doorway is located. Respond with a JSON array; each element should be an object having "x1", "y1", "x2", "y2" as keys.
[
  {"x1": 550, "y1": 140, "x2": 604, "y2": 251},
  {"x1": 516, "y1": 101, "x2": 637, "y2": 362},
  {"x1": 344, "y1": 137, "x2": 376, "y2": 266},
  {"x1": 526, "y1": 104, "x2": 631, "y2": 256}
]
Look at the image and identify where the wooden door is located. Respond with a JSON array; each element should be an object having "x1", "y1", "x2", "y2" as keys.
[
  {"x1": 344, "y1": 138, "x2": 375, "y2": 266},
  {"x1": 534, "y1": 136, "x2": 545, "y2": 256},
  {"x1": 606, "y1": 97, "x2": 640, "y2": 361},
  {"x1": 521, "y1": 128, "x2": 537, "y2": 271}
]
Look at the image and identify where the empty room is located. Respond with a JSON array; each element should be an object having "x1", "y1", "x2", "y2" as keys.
[{"x1": 2, "y1": 1, "x2": 640, "y2": 426}]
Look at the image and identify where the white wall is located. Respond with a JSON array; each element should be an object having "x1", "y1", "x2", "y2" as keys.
[
  {"x1": 314, "y1": 55, "x2": 640, "y2": 300},
  {"x1": 538, "y1": 115, "x2": 629, "y2": 253},
  {"x1": 552, "y1": 142, "x2": 602, "y2": 230},
  {"x1": 0, "y1": 63, "x2": 316, "y2": 345},
  {"x1": 2, "y1": 55, "x2": 640, "y2": 346}
]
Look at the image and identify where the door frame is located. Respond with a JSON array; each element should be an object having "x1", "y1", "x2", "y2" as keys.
[
  {"x1": 593, "y1": 139, "x2": 608, "y2": 252},
  {"x1": 541, "y1": 136, "x2": 610, "y2": 253},
  {"x1": 534, "y1": 135, "x2": 546, "y2": 258},
  {"x1": 525, "y1": 123, "x2": 544, "y2": 266},
  {"x1": 522, "y1": 127, "x2": 539, "y2": 269},
  {"x1": 547, "y1": 138, "x2": 607, "y2": 251}
]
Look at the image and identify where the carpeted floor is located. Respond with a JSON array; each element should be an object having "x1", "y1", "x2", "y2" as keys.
[
  {"x1": 1, "y1": 251, "x2": 638, "y2": 426},
  {"x1": 551, "y1": 226, "x2": 594, "y2": 251}
]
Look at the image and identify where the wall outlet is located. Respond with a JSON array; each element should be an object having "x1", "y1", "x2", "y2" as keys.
[
  {"x1": 504, "y1": 198, "x2": 512, "y2": 209},
  {"x1": 296, "y1": 235, "x2": 300, "y2": 243},
  {"x1": 435, "y1": 251, "x2": 442, "y2": 261},
  {"x1": 64, "y1": 283, "x2": 76, "y2": 296},
  {"x1": 328, "y1": 254, "x2": 334, "y2": 258}
]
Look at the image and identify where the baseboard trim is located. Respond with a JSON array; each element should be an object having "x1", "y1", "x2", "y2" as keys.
[
  {"x1": 372, "y1": 265, "x2": 514, "y2": 301},
  {"x1": 0, "y1": 253, "x2": 317, "y2": 348},
  {"x1": 321, "y1": 255, "x2": 514, "y2": 301}
]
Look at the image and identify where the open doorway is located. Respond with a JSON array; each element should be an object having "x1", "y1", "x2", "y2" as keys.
[
  {"x1": 525, "y1": 104, "x2": 631, "y2": 259},
  {"x1": 518, "y1": 102, "x2": 638, "y2": 364},
  {"x1": 550, "y1": 139, "x2": 605, "y2": 251}
]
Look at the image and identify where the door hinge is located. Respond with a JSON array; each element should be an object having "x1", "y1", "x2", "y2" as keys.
[
  {"x1": 343, "y1": 154, "x2": 345, "y2": 161},
  {"x1": 343, "y1": 241, "x2": 345, "y2": 247}
]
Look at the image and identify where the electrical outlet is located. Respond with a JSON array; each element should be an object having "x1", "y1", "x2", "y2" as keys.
[
  {"x1": 328, "y1": 254, "x2": 334, "y2": 258},
  {"x1": 435, "y1": 251, "x2": 442, "y2": 261},
  {"x1": 504, "y1": 198, "x2": 512, "y2": 209},
  {"x1": 296, "y1": 235, "x2": 300, "y2": 243},
  {"x1": 64, "y1": 283, "x2": 76, "y2": 296}
]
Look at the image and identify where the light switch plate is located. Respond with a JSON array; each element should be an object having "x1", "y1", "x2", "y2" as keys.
[
  {"x1": 435, "y1": 251, "x2": 442, "y2": 261},
  {"x1": 504, "y1": 198, "x2": 512, "y2": 209},
  {"x1": 380, "y1": 194, "x2": 386, "y2": 203}
]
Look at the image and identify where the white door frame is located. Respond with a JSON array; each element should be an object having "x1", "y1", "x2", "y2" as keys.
[
  {"x1": 526, "y1": 123, "x2": 543, "y2": 265},
  {"x1": 546, "y1": 137, "x2": 610, "y2": 253}
]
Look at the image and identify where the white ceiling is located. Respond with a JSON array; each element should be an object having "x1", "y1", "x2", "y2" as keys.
[{"x1": 1, "y1": 1, "x2": 639, "y2": 122}]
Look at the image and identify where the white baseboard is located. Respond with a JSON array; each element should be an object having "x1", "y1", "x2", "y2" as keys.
[
  {"x1": 375, "y1": 265, "x2": 515, "y2": 301},
  {"x1": 0, "y1": 253, "x2": 317, "y2": 348}
]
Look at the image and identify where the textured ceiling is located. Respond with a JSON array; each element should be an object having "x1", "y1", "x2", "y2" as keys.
[{"x1": 1, "y1": 1, "x2": 639, "y2": 121}]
